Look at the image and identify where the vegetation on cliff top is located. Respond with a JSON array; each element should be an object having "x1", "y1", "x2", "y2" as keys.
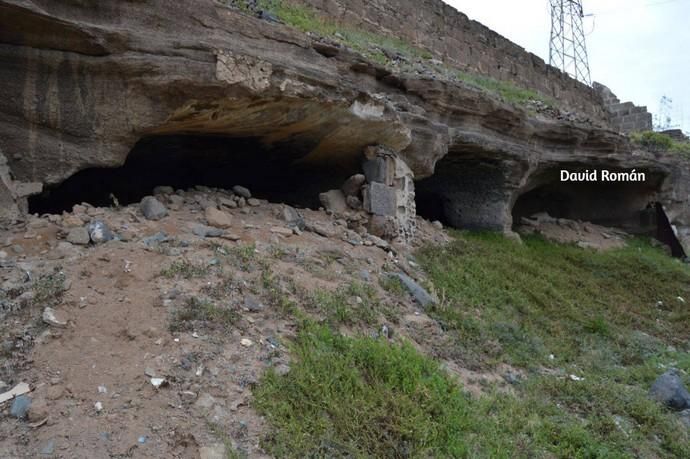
[
  {"x1": 255, "y1": 232, "x2": 690, "y2": 458},
  {"x1": 630, "y1": 130, "x2": 690, "y2": 156},
  {"x1": 228, "y1": 0, "x2": 555, "y2": 108}
]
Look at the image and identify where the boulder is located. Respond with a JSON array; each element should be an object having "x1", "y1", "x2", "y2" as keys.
[
  {"x1": 388, "y1": 273, "x2": 435, "y2": 307},
  {"x1": 87, "y1": 220, "x2": 114, "y2": 244},
  {"x1": 205, "y1": 207, "x2": 233, "y2": 229},
  {"x1": 319, "y1": 190, "x2": 348, "y2": 214},
  {"x1": 232, "y1": 185, "x2": 251, "y2": 199},
  {"x1": 66, "y1": 227, "x2": 90, "y2": 245},
  {"x1": 140, "y1": 196, "x2": 168, "y2": 220},
  {"x1": 282, "y1": 205, "x2": 305, "y2": 230},
  {"x1": 650, "y1": 369, "x2": 690, "y2": 410},
  {"x1": 341, "y1": 174, "x2": 366, "y2": 196}
]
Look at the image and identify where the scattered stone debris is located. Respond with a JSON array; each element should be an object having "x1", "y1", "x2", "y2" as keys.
[{"x1": 517, "y1": 213, "x2": 627, "y2": 250}]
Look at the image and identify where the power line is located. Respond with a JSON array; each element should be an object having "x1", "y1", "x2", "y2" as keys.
[{"x1": 549, "y1": 0, "x2": 592, "y2": 85}]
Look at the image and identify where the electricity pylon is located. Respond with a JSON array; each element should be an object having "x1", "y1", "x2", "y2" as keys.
[{"x1": 549, "y1": 0, "x2": 592, "y2": 85}]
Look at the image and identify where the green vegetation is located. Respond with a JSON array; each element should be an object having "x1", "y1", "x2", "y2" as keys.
[
  {"x1": 236, "y1": 0, "x2": 550, "y2": 108},
  {"x1": 255, "y1": 0, "x2": 431, "y2": 64},
  {"x1": 457, "y1": 71, "x2": 556, "y2": 108},
  {"x1": 31, "y1": 267, "x2": 68, "y2": 307},
  {"x1": 254, "y1": 323, "x2": 473, "y2": 458},
  {"x1": 630, "y1": 130, "x2": 690, "y2": 156},
  {"x1": 160, "y1": 260, "x2": 210, "y2": 279},
  {"x1": 307, "y1": 281, "x2": 378, "y2": 326},
  {"x1": 169, "y1": 296, "x2": 238, "y2": 332},
  {"x1": 255, "y1": 232, "x2": 690, "y2": 457}
]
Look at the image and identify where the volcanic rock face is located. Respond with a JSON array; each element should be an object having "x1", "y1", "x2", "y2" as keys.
[{"x1": 0, "y1": 0, "x2": 688, "y2": 251}]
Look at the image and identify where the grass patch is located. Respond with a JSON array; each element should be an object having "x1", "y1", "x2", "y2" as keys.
[
  {"x1": 255, "y1": 234, "x2": 690, "y2": 457},
  {"x1": 417, "y1": 232, "x2": 690, "y2": 369},
  {"x1": 630, "y1": 131, "x2": 690, "y2": 156},
  {"x1": 254, "y1": 323, "x2": 473, "y2": 458},
  {"x1": 307, "y1": 281, "x2": 378, "y2": 325},
  {"x1": 169, "y1": 296, "x2": 238, "y2": 332},
  {"x1": 160, "y1": 260, "x2": 210, "y2": 279},
  {"x1": 456, "y1": 71, "x2": 556, "y2": 108}
]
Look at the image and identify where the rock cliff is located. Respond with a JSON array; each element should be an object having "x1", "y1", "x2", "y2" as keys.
[{"x1": 0, "y1": 0, "x2": 688, "y2": 251}]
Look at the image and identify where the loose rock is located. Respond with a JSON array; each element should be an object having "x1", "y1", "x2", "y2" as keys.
[
  {"x1": 341, "y1": 173, "x2": 366, "y2": 196},
  {"x1": 650, "y1": 369, "x2": 690, "y2": 410},
  {"x1": 66, "y1": 227, "x2": 90, "y2": 245},
  {"x1": 140, "y1": 196, "x2": 168, "y2": 220},
  {"x1": 388, "y1": 273, "x2": 436, "y2": 307},
  {"x1": 42, "y1": 307, "x2": 67, "y2": 328},
  {"x1": 319, "y1": 189, "x2": 348, "y2": 214},
  {"x1": 205, "y1": 207, "x2": 233, "y2": 229},
  {"x1": 192, "y1": 224, "x2": 224, "y2": 238},
  {"x1": 88, "y1": 220, "x2": 114, "y2": 244},
  {"x1": 232, "y1": 185, "x2": 251, "y2": 199},
  {"x1": 10, "y1": 395, "x2": 31, "y2": 419}
]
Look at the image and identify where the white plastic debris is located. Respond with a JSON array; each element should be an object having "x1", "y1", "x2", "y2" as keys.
[
  {"x1": 677, "y1": 296, "x2": 685, "y2": 303},
  {"x1": 150, "y1": 378, "x2": 167, "y2": 389},
  {"x1": 569, "y1": 374, "x2": 584, "y2": 382},
  {"x1": 98, "y1": 385, "x2": 107, "y2": 394},
  {"x1": 240, "y1": 338, "x2": 253, "y2": 347},
  {"x1": 95, "y1": 401, "x2": 103, "y2": 412},
  {"x1": 0, "y1": 382, "x2": 30, "y2": 404}
]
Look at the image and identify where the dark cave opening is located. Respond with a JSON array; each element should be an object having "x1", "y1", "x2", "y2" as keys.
[
  {"x1": 510, "y1": 168, "x2": 664, "y2": 234},
  {"x1": 415, "y1": 154, "x2": 512, "y2": 231},
  {"x1": 29, "y1": 135, "x2": 357, "y2": 214}
]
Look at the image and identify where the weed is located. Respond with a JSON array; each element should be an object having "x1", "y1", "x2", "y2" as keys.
[
  {"x1": 456, "y1": 71, "x2": 556, "y2": 107},
  {"x1": 169, "y1": 296, "x2": 237, "y2": 332},
  {"x1": 379, "y1": 274, "x2": 407, "y2": 297},
  {"x1": 160, "y1": 260, "x2": 210, "y2": 279},
  {"x1": 308, "y1": 281, "x2": 378, "y2": 325},
  {"x1": 32, "y1": 267, "x2": 67, "y2": 307}
]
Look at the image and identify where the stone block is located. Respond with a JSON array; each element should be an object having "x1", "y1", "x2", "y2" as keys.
[
  {"x1": 362, "y1": 157, "x2": 388, "y2": 184},
  {"x1": 364, "y1": 182, "x2": 396, "y2": 216}
]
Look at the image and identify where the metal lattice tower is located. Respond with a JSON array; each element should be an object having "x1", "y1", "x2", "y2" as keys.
[{"x1": 549, "y1": 0, "x2": 592, "y2": 85}]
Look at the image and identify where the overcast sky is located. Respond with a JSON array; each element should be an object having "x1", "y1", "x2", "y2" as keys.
[{"x1": 444, "y1": 0, "x2": 690, "y2": 132}]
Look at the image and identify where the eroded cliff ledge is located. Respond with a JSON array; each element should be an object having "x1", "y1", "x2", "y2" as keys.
[{"x1": 1, "y1": 0, "x2": 688, "y2": 251}]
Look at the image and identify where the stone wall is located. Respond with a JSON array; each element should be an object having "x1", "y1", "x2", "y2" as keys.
[
  {"x1": 594, "y1": 83, "x2": 652, "y2": 133},
  {"x1": 295, "y1": 0, "x2": 607, "y2": 119}
]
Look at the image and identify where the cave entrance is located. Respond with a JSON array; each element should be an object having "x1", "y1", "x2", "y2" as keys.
[
  {"x1": 29, "y1": 135, "x2": 357, "y2": 214},
  {"x1": 510, "y1": 166, "x2": 687, "y2": 257},
  {"x1": 511, "y1": 167, "x2": 664, "y2": 234},
  {"x1": 415, "y1": 154, "x2": 516, "y2": 231}
]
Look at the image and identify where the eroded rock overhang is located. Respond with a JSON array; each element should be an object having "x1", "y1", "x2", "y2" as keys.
[{"x1": 0, "y1": 0, "x2": 688, "y2": 253}]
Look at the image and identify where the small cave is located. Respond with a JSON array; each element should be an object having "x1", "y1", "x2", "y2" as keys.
[
  {"x1": 415, "y1": 154, "x2": 514, "y2": 231},
  {"x1": 511, "y1": 166, "x2": 686, "y2": 257},
  {"x1": 511, "y1": 167, "x2": 664, "y2": 234},
  {"x1": 29, "y1": 134, "x2": 358, "y2": 214}
]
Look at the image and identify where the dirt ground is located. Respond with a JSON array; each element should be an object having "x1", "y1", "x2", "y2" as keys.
[{"x1": 0, "y1": 187, "x2": 479, "y2": 458}]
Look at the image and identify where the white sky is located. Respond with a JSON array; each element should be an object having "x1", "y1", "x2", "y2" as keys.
[{"x1": 444, "y1": 0, "x2": 690, "y2": 132}]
